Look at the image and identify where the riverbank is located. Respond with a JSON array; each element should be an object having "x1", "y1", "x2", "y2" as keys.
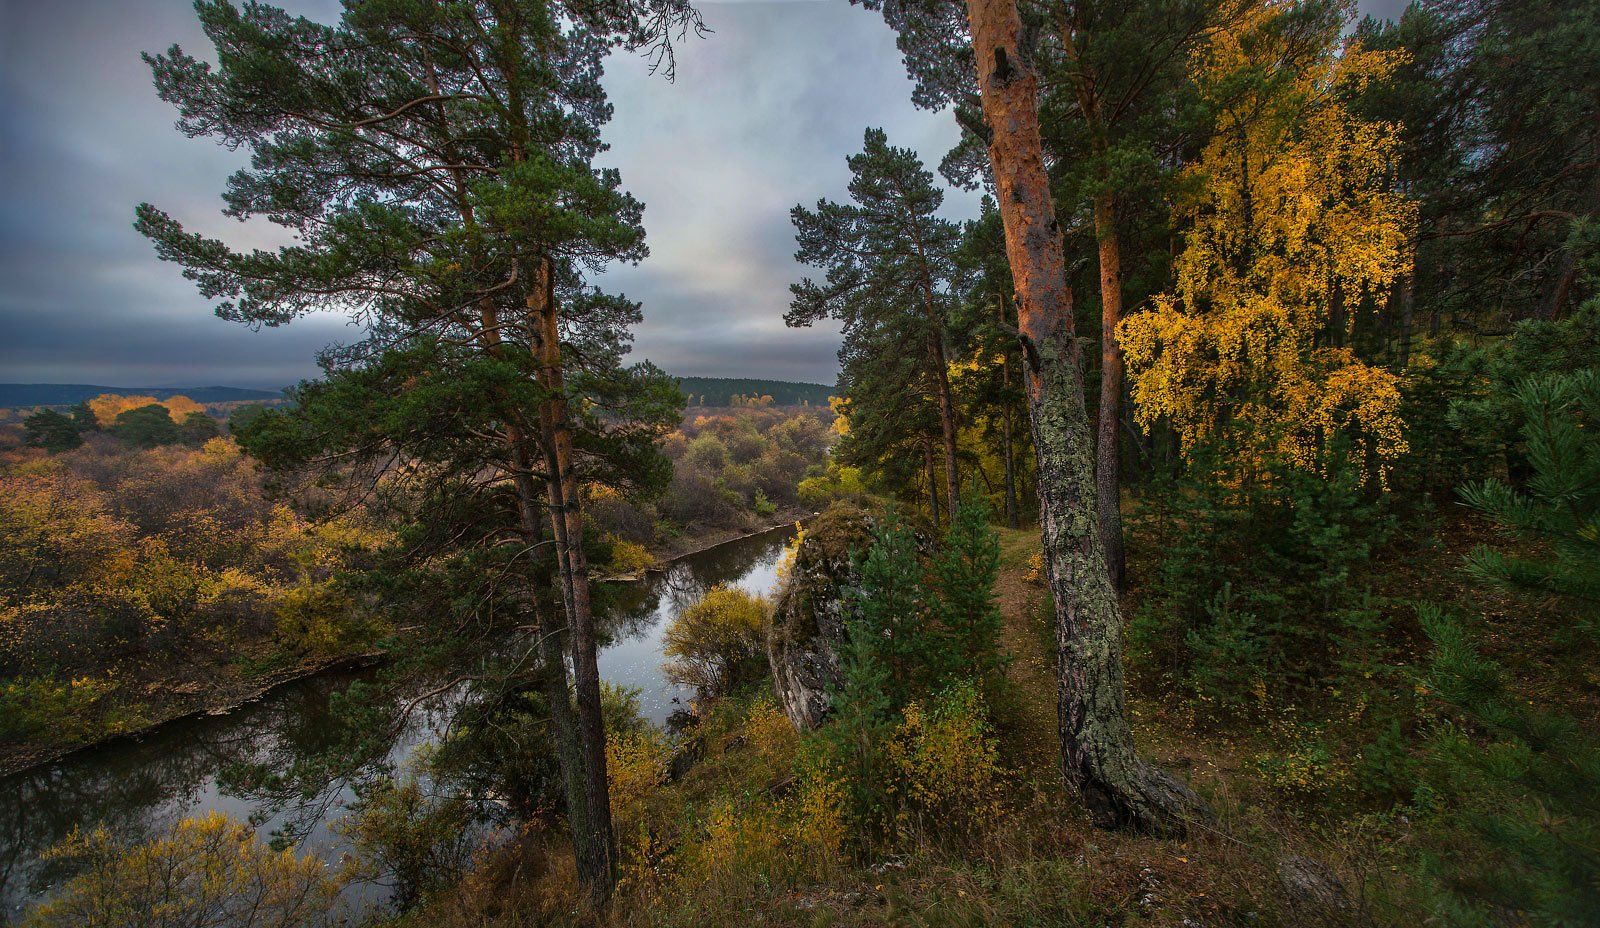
[
  {"x1": 600, "y1": 508, "x2": 812, "y2": 581},
  {"x1": 0, "y1": 512, "x2": 809, "y2": 779},
  {"x1": 3, "y1": 520, "x2": 807, "y2": 921},
  {"x1": 0, "y1": 649, "x2": 385, "y2": 778}
]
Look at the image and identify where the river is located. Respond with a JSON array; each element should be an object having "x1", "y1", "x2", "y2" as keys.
[{"x1": 0, "y1": 523, "x2": 797, "y2": 923}]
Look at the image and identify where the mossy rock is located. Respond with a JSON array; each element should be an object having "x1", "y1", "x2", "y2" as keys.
[{"x1": 765, "y1": 502, "x2": 874, "y2": 730}]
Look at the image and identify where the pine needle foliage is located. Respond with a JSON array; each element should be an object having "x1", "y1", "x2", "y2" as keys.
[
  {"x1": 1459, "y1": 369, "x2": 1600, "y2": 634},
  {"x1": 1413, "y1": 606, "x2": 1600, "y2": 927}
]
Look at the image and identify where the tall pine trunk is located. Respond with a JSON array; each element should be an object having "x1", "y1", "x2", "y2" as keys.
[
  {"x1": 530, "y1": 258, "x2": 617, "y2": 898},
  {"x1": 1092, "y1": 192, "x2": 1127, "y2": 591},
  {"x1": 931, "y1": 331, "x2": 961, "y2": 514},
  {"x1": 961, "y1": 0, "x2": 1201, "y2": 833},
  {"x1": 1001, "y1": 296, "x2": 1020, "y2": 529},
  {"x1": 1057, "y1": 18, "x2": 1126, "y2": 590},
  {"x1": 475, "y1": 291, "x2": 596, "y2": 885}
]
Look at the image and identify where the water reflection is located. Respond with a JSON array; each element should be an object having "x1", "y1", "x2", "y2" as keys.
[{"x1": 0, "y1": 523, "x2": 794, "y2": 923}]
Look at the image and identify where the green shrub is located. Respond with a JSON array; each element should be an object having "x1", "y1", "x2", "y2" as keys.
[
  {"x1": 341, "y1": 776, "x2": 480, "y2": 910},
  {"x1": 1129, "y1": 448, "x2": 1394, "y2": 707},
  {"x1": 1459, "y1": 368, "x2": 1600, "y2": 639},
  {"x1": 0, "y1": 674, "x2": 131, "y2": 743}
]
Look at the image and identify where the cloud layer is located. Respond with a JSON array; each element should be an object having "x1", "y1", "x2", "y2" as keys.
[{"x1": 0, "y1": 0, "x2": 1403, "y2": 389}]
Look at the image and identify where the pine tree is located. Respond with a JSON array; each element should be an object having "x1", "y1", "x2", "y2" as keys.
[
  {"x1": 1035, "y1": 0, "x2": 1230, "y2": 590},
  {"x1": 816, "y1": 612, "x2": 898, "y2": 843},
  {"x1": 1459, "y1": 369, "x2": 1600, "y2": 634},
  {"x1": 845, "y1": 514, "x2": 941, "y2": 703},
  {"x1": 789, "y1": 129, "x2": 964, "y2": 524},
  {"x1": 22, "y1": 409, "x2": 83, "y2": 453},
  {"x1": 111, "y1": 404, "x2": 181, "y2": 449},
  {"x1": 932, "y1": 494, "x2": 1005, "y2": 690},
  {"x1": 133, "y1": 0, "x2": 695, "y2": 899}
]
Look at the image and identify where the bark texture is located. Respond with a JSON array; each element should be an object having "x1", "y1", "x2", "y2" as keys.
[{"x1": 962, "y1": 0, "x2": 1201, "y2": 834}]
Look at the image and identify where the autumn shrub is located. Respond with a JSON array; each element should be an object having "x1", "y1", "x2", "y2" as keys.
[
  {"x1": 19, "y1": 812, "x2": 344, "y2": 928},
  {"x1": 273, "y1": 577, "x2": 383, "y2": 655},
  {"x1": 341, "y1": 776, "x2": 482, "y2": 910},
  {"x1": 661, "y1": 584, "x2": 767, "y2": 697},
  {"x1": 604, "y1": 535, "x2": 658, "y2": 575},
  {"x1": 587, "y1": 486, "x2": 657, "y2": 546},
  {"x1": 607, "y1": 689, "x2": 671, "y2": 832},
  {"x1": 796, "y1": 462, "x2": 866, "y2": 507},
  {"x1": 885, "y1": 681, "x2": 1007, "y2": 839}
]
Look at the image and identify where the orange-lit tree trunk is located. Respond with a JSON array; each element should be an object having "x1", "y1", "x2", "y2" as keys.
[{"x1": 962, "y1": 0, "x2": 1200, "y2": 833}]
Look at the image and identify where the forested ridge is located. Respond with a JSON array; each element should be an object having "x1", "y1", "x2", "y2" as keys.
[
  {"x1": 2, "y1": 0, "x2": 1597, "y2": 926},
  {"x1": 673, "y1": 377, "x2": 835, "y2": 408}
]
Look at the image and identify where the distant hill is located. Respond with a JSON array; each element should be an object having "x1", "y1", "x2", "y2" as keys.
[
  {"x1": 674, "y1": 377, "x2": 835, "y2": 408},
  {"x1": 0, "y1": 384, "x2": 283, "y2": 408}
]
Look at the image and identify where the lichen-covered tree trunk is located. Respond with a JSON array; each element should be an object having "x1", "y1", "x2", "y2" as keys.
[{"x1": 962, "y1": 0, "x2": 1201, "y2": 834}]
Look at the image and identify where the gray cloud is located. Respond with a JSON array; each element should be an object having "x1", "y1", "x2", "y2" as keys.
[{"x1": 0, "y1": 0, "x2": 1403, "y2": 390}]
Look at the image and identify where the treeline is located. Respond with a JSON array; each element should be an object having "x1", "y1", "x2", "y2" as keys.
[
  {"x1": 674, "y1": 377, "x2": 835, "y2": 408},
  {"x1": 21, "y1": 393, "x2": 236, "y2": 452},
  {"x1": 0, "y1": 383, "x2": 281, "y2": 408}
]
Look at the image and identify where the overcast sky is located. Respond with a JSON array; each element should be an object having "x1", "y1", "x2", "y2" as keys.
[{"x1": 0, "y1": 0, "x2": 1405, "y2": 390}]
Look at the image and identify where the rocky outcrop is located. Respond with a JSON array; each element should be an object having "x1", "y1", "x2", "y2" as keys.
[{"x1": 765, "y1": 503, "x2": 874, "y2": 730}]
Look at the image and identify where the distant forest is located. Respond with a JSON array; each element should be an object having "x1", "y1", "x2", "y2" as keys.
[
  {"x1": 674, "y1": 377, "x2": 834, "y2": 407},
  {"x1": 0, "y1": 383, "x2": 282, "y2": 408}
]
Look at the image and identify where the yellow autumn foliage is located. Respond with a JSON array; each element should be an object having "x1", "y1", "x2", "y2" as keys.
[
  {"x1": 1118, "y1": 4, "x2": 1414, "y2": 482},
  {"x1": 20, "y1": 812, "x2": 343, "y2": 928},
  {"x1": 885, "y1": 681, "x2": 1007, "y2": 836},
  {"x1": 87, "y1": 393, "x2": 206, "y2": 427}
]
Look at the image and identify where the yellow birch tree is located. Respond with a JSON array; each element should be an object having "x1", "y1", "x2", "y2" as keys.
[{"x1": 1119, "y1": 2, "x2": 1416, "y2": 483}]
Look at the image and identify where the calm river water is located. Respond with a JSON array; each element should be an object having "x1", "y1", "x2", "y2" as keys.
[{"x1": 0, "y1": 523, "x2": 796, "y2": 923}]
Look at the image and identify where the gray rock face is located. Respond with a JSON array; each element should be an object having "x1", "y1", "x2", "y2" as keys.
[{"x1": 765, "y1": 503, "x2": 874, "y2": 730}]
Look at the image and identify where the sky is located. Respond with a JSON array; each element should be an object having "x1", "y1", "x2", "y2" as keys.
[{"x1": 0, "y1": 0, "x2": 1406, "y2": 390}]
